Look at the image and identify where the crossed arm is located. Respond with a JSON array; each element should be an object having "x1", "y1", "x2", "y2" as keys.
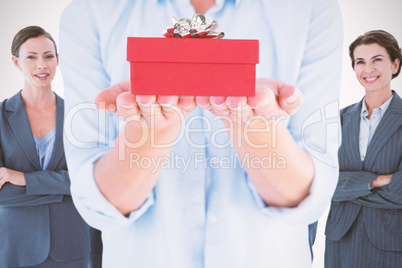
[
  {"x1": 332, "y1": 162, "x2": 402, "y2": 209},
  {"x1": 0, "y1": 161, "x2": 70, "y2": 207}
]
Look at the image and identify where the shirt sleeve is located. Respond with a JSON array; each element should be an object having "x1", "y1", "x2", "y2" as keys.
[
  {"x1": 60, "y1": 0, "x2": 154, "y2": 231},
  {"x1": 247, "y1": 0, "x2": 343, "y2": 225}
]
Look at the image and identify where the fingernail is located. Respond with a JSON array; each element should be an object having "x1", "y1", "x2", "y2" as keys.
[
  {"x1": 249, "y1": 105, "x2": 260, "y2": 109},
  {"x1": 159, "y1": 102, "x2": 173, "y2": 107},
  {"x1": 198, "y1": 103, "x2": 210, "y2": 109},
  {"x1": 211, "y1": 102, "x2": 226, "y2": 108},
  {"x1": 120, "y1": 104, "x2": 135, "y2": 109},
  {"x1": 137, "y1": 102, "x2": 151, "y2": 107},
  {"x1": 229, "y1": 105, "x2": 242, "y2": 111},
  {"x1": 180, "y1": 103, "x2": 194, "y2": 110},
  {"x1": 286, "y1": 89, "x2": 299, "y2": 103}
]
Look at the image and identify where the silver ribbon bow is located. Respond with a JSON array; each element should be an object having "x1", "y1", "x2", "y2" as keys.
[{"x1": 162, "y1": 14, "x2": 225, "y2": 39}]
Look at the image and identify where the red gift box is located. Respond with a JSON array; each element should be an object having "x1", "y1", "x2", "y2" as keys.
[{"x1": 127, "y1": 37, "x2": 259, "y2": 96}]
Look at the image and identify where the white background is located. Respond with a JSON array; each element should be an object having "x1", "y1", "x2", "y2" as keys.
[{"x1": 0, "y1": 1, "x2": 401, "y2": 267}]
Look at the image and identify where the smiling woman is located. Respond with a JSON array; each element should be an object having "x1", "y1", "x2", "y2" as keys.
[
  {"x1": 349, "y1": 31, "x2": 401, "y2": 113},
  {"x1": 11, "y1": 28, "x2": 59, "y2": 138},
  {"x1": 12, "y1": 36, "x2": 58, "y2": 91},
  {"x1": 0, "y1": 26, "x2": 101, "y2": 268},
  {"x1": 352, "y1": 43, "x2": 397, "y2": 110},
  {"x1": 325, "y1": 30, "x2": 402, "y2": 268}
]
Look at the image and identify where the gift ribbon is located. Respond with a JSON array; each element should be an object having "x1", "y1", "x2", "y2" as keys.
[{"x1": 162, "y1": 14, "x2": 225, "y2": 39}]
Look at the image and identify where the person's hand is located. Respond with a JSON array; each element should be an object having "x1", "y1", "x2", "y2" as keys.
[
  {"x1": 94, "y1": 78, "x2": 303, "y2": 130},
  {"x1": 95, "y1": 80, "x2": 196, "y2": 130},
  {"x1": 0, "y1": 167, "x2": 26, "y2": 190},
  {"x1": 195, "y1": 78, "x2": 303, "y2": 127},
  {"x1": 370, "y1": 174, "x2": 393, "y2": 188}
]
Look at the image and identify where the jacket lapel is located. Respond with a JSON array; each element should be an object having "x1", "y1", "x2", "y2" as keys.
[
  {"x1": 4, "y1": 92, "x2": 42, "y2": 170},
  {"x1": 364, "y1": 92, "x2": 402, "y2": 170},
  {"x1": 341, "y1": 102, "x2": 363, "y2": 170},
  {"x1": 47, "y1": 94, "x2": 64, "y2": 170}
]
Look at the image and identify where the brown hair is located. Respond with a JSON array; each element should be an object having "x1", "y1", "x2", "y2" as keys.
[
  {"x1": 11, "y1": 26, "x2": 58, "y2": 57},
  {"x1": 349, "y1": 30, "x2": 402, "y2": 79}
]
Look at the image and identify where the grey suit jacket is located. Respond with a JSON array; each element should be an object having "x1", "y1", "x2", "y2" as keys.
[
  {"x1": 0, "y1": 92, "x2": 91, "y2": 267},
  {"x1": 326, "y1": 91, "x2": 402, "y2": 252}
]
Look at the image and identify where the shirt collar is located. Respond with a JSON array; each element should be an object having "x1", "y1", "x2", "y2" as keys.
[{"x1": 361, "y1": 94, "x2": 394, "y2": 118}]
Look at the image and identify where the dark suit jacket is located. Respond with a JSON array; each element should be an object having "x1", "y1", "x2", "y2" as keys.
[
  {"x1": 0, "y1": 92, "x2": 91, "y2": 267},
  {"x1": 326, "y1": 91, "x2": 402, "y2": 252}
]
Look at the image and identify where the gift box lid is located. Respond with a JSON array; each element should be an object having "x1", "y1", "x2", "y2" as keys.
[{"x1": 127, "y1": 37, "x2": 259, "y2": 64}]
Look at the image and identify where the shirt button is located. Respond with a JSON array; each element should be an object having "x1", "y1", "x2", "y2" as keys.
[{"x1": 209, "y1": 214, "x2": 218, "y2": 223}]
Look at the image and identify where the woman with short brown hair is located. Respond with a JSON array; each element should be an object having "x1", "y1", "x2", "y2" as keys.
[{"x1": 325, "y1": 30, "x2": 402, "y2": 268}]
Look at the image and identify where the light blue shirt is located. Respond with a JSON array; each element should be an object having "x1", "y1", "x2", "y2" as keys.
[
  {"x1": 33, "y1": 128, "x2": 56, "y2": 171},
  {"x1": 359, "y1": 95, "x2": 393, "y2": 161},
  {"x1": 60, "y1": 0, "x2": 343, "y2": 267}
]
